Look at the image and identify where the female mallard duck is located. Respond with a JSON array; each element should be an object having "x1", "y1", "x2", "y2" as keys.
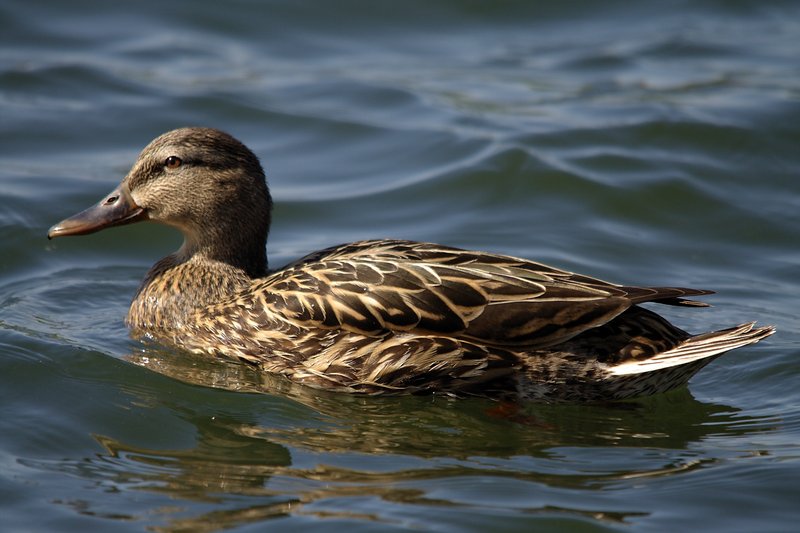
[{"x1": 48, "y1": 127, "x2": 774, "y2": 401}]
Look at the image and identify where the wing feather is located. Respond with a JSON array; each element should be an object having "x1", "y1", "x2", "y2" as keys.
[{"x1": 254, "y1": 240, "x2": 712, "y2": 347}]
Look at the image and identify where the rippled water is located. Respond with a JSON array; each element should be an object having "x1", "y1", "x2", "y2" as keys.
[{"x1": 2, "y1": 1, "x2": 799, "y2": 531}]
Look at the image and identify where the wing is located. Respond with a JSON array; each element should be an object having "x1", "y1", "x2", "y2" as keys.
[{"x1": 257, "y1": 240, "x2": 711, "y2": 347}]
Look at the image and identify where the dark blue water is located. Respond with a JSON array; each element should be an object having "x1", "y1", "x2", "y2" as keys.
[{"x1": 2, "y1": 1, "x2": 799, "y2": 531}]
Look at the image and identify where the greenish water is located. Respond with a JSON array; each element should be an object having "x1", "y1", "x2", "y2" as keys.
[{"x1": 2, "y1": 1, "x2": 799, "y2": 531}]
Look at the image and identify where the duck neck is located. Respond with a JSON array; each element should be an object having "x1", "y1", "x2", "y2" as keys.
[
  {"x1": 182, "y1": 218, "x2": 269, "y2": 278},
  {"x1": 126, "y1": 211, "x2": 271, "y2": 333},
  {"x1": 125, "y1": 219, "x2": 269, "y2": 333},
  {"x1": 181, "y1": 234, "x2": 268, "y2": 279}
]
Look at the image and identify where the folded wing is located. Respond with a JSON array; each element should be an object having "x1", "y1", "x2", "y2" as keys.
[{"x1": 256, "y1": 240, "x2": 712, "y2": 347}]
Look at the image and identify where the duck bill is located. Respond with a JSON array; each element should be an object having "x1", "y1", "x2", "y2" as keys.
[{"x1": 47, "y1": 184, "x2": 147, "y2": 239}]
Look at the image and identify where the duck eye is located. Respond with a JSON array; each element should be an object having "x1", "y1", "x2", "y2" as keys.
[{"x1": 164, "y1": 156, "x2": 182, "y2": 169}]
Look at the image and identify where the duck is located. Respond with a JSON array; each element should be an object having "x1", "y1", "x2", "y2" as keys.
[{"x1": 48, "y1": 127, "x2": 775, "y2": 402}]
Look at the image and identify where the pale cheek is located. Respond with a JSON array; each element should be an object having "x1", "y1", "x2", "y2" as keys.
[{"x1": 130, "y1": 189, "x2": 150, "y2": 210}]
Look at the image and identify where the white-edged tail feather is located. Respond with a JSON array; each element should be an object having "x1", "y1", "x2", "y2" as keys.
[{"x1": 608, "y1": 322, "x2": 775, "y2": 376}]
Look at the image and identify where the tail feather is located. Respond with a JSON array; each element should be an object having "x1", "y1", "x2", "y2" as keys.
[
  {"x1": 608, "y1": 322, "x2": 775, "y2": 376},
  {"x1": 624, "y1": 286, "x2": 715, "y2": 307}
]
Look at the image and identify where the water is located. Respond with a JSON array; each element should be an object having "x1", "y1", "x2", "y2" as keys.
[{"x1": 2, "y1": 0, "x2": 799, "y2": 531}]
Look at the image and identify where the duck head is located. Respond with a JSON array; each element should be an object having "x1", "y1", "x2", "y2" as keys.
[{"x1": 48, "y1": 127, "x2": 272, "y2": 277}]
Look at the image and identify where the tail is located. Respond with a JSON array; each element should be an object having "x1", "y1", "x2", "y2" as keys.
[
  {"x1": 600, "y1": 323, "x2": 775, "y2": 400},
  {"x1": 608, "y1": 322, "x2": 775, "y2": 376}
]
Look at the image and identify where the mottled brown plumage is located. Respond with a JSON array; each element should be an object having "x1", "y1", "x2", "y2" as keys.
[{"x1": 48, "y1": 127, "x2": 775, "y2": 401}]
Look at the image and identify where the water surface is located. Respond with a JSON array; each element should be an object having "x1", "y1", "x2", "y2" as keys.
[{"x1": 2, "y1": 1, "x2": 799, "y2": 531}]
